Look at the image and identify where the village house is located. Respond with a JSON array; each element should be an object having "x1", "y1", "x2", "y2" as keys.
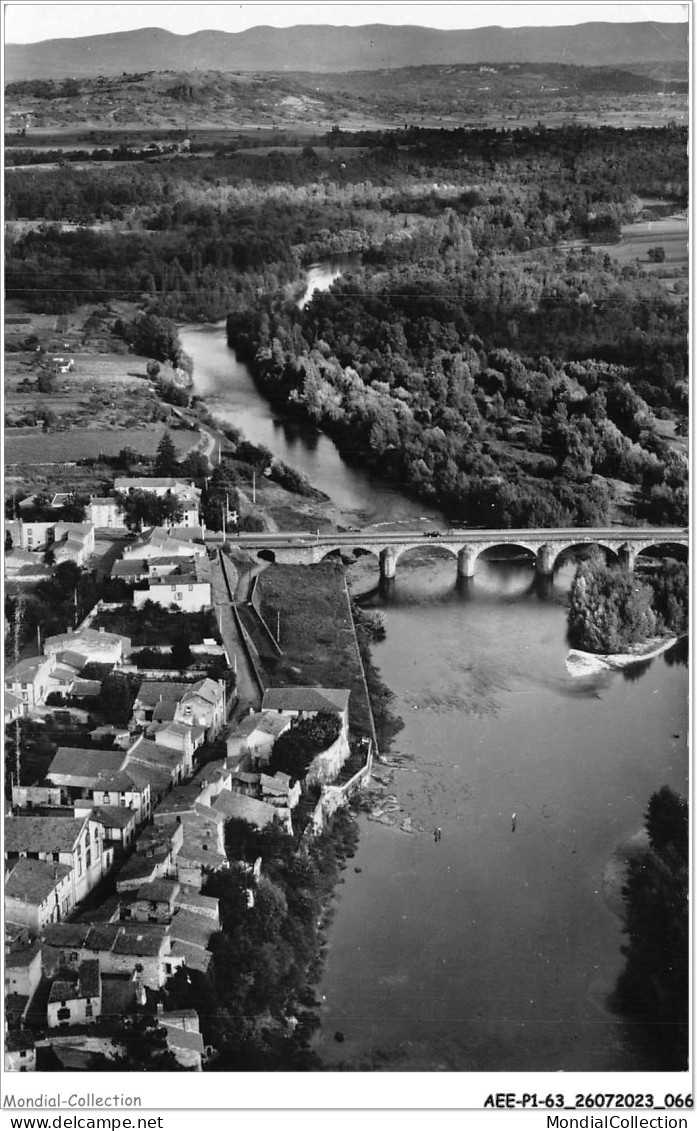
[
  {"x1": 122, "y1": 527, "x2": 206, "y2": 563},
  {"x1": 5, "y1": 1033, "x2": 36, "y2": 1073},
  {"x1": 5, "y1": 857, "x2": 75, "y2": 932},
  {"x1": 260, "y1": 772, "x2": 302, "y2": 810},
  {"x1": 212, "y1": 789, "x2": 292, "y2": 835},
  {"x1": 51, "y1": 522, "x2": 96, "y2": 568},
  {"x1": 4, "y1": 653, "x2": 56, "y2": 711},
  {"x1": 45, "y1": 748, "x2": 151, "y2": 825},
  {"x1": 47, "y1": 960, "x2": 101, "y2": 1029},
  {"x1": 5, "y1": 690, "x2": 25, "y2": 724},
  {"x1": 132, "y1": 557, "x2": 212, "y2": 612},
  {"x1": 132, "y1": 680, "x2": 193, "y2": 725},
  {"x1": 225, "y1": 710, "x2": 291, "y2": 769},
  {"x1": 4, "y1": 814, "x2": 113, "y2": 906},
  {"x1": 43, "y1": 626, "x2": 131, "y2": 666},
  {"x1": 174, "y1": 678, "x2": 227, "y2": 736},
  {"x1": 5, "y1": 941, "x2": 43, "y2": 1008},
  {"x1": 86, "y1": 496, "x2": 125, "y2": 529},
  {"x1": 150, "y1": 720, "x2": 206, "y2": 760},
  {"x1": 73, "y1": 804, "x2": 138, "y2": 852},
  {"x1": 5, "y1": 519, "x2": 56, "y2": 551},
  {"x1": 115, "y1": 821, "x2": 183, "y2": 893},
  {"x1": 40, "y1": 922, "x2": 180, "y2": 989},
  {"x1": 126, "y1": 733, "x2": 193, "y2": 788},
  {"x1": 130, "y1": 879, "x2": 180, "y2": 924},
  {"x1": 114, "y1": 477, "x2": 201, "y2": 503},
  {"x1": 261, "y1": 687, "x2": 351, "y2": 736}
]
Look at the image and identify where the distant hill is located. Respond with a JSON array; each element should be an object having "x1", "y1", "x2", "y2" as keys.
[
  {"x1": 4, "y1": 21, "x2": 688, "y2": 83},
  {"x1": 5, "y1": 63, "x2": 687, "y2": 134}
]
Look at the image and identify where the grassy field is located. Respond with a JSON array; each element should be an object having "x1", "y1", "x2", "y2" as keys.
[
  {"x1": 256, "y1": 562, "x2": 374, "y2": 737},
  {"x1": 5, "y1": 426, "x2": 198, "y2": 467}
]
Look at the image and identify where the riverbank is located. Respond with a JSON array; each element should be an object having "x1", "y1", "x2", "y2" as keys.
[{"x1": 566, "y1": 634, "x2": 680, "y2": 677}]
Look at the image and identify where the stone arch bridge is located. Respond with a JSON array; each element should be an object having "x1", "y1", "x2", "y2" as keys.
[{"x1": 233, "y1": 527, "x2": 688, "y2": 581}]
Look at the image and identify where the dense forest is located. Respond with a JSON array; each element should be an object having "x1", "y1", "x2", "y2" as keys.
[{"x1": 5, "y1": 123, "x2": 688, "y2": 526}]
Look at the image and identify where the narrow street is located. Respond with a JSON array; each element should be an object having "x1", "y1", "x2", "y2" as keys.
[{"x1": 209, "y1": 551, "x2": 262, "y2": 721}]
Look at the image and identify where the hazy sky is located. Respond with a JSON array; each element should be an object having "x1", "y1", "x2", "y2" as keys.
[{"x1": 4, "y1": 2, "x2": 689, "y2": 44}]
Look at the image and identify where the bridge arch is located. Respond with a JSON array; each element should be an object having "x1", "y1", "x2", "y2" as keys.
[
  {"x1": 393, "y1": 542, "x2": 460, "y2": 567},
  {"x1": 551, "y1": 541, "x2": 620, "y2": 573},
  {"x1": 257, "y1": 549, "x2": 276, "y2": 563},
  {"x1": 635, "y1": 540, "x2": 688, "y2": 564}
]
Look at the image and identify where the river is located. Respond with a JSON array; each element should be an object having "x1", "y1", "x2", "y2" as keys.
[{"x1": 181, "y1": 270, "x2": 689, "y2": 1074}]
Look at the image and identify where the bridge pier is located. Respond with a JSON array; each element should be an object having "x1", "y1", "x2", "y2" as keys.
[
  {"x1": 457, "y1": 546, "x2": 478, "y2": 579},
  {"x1": 535, "y1": 542, "x2": 556, "y2": 576},
  {"x1": 618, "y1": 543, "x2": 637, "y2": 571},
  {"x1": 380, "y1": 547, "x2": 397, "y2": 580}
]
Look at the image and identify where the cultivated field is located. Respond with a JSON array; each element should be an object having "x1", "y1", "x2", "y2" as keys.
[{"x1": 5, "y1": 425, "x2": 198, "y2": 467}]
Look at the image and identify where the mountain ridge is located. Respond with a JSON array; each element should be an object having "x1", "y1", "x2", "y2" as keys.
[{"x1": 5, "y1": 21, "x2": 688, "y2": 83}]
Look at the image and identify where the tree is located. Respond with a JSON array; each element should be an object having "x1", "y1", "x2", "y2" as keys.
[
  {"x1": 647, "y1": 246, "x2": 666, "y2": 263},
  {"x1": 646, "y1": 785, "x2": 688, "y2": 859},
  {"x1": 97, "y1": 672, "x2": 138, "y2": 724},
  {"x1": 115, "y1": 489, "x2": 184, "y2": 532},
  {"x1": 116, "y1": 446, "x2": 139, "y2": 471},
  {"x1": 154, "y1": 430, "x2": 179, "y2": 476},
  {"x1": 269, "y1": 712, "x2": 342, "y2": 782},
  {"x1": 5, "y1": 530, "x2": 13, "y2": 552},
  {"x1": 567, "y1": 560, "x2": 657, "y2": 653},
  {"x1": 614, "y1": 787, "x2": 688, "y2": 1068},
  {"x1": 146, "y1": 359, "x2": 161, "y2": 379}
]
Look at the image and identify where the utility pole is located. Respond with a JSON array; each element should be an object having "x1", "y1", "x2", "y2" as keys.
[
  {"x1": 252, "y1": 471, "x2": 256, "y2": 505},
  {"x1": 13, "y1": 593, "x2": 25, "y2": 789},
  {"x1": 276, "y1": 610, "x2": 281, "y2": 644}
]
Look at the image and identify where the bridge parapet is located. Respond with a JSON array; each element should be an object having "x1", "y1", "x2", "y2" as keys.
[{"x1": 247, "y1": 529, "x2": 687, "y2": 580}]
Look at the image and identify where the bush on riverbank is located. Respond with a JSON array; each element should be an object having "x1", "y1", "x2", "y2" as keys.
[
  {"x1": 611, "y1": 786, "x2": 688, "y2": 1069},
  {"x1": 165, "y1": 808, "x2": 360, "y2": 1070}
]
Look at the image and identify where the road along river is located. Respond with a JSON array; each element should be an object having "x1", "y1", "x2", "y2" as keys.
[{"x1": 181, "y1": 272, "x2": 688, "y2": 1073}]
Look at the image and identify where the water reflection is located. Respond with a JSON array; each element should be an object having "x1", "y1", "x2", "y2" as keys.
[{"x1": 317, "y1": 554, "x2": 688, "y2": 1072}]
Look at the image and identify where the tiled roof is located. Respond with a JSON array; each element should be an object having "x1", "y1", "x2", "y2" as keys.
[
  {"x1": 5, "y1": 858, "x2": 72, "y2": 904},
  {"x1": 49, "y1": 979, "x2": 76, "y2": 1005},
  {"x1": 260, "y1": 773, "x2": 292, "y2": 795},
  {"x1": 115, "y1": 853, "x2": 168, "y2": 884},
  {"x1": 78, "y1": 959, "x2": 101, "y2": 998},
  {"x1": 124, "y1": 762, "x2": 170, "y2": 796},
  {"x1": 127, "y1": 739, "x2": 183, "y2": 772},
  {"x1": 228, "y1": 711, "x2": 290, "y2": 740},
  {"x1": 136, "y1": 879, "x2": 180, "y2": 904},
  {"x1": 109, "y1": 924, "x2": 168, "y2": 957},
  {"x1": 111, "y1": 559, "x2": 149, "y2": 578},
  {"x1": 212, "y1": 791, "x2": 280, "y2": 829},
  {"x1": 49, "y1": 748, "x2": 126, "y2": 781},
  {"x1": 168, "y1": 910, "x2": 215, "y2": 947},
  {"x1": 89, "y1": 805, "x2": 138, "y2": 830},
  {"x1": 185, "y1": 678, "x2": 223, "y2": 705},
  {"x1": 41, "y1": 923, "x2": 91, "y2": 948},
  {"x1": 261, "y1": 687, "x2": 350, "y2": 714},
  {"x1": 5, "y1": 815, "x2": 88, "y2": 855},
  {"x1": 135, "y1": 681, "x2": 191, "y2": 707},
  {"x1": 152, "y1": 701, "x2": 178, "y2": 723},
  {"x1": 5, "y1": 941, "x2": 42, "y2": 969},
  {"x1": 73, "y1": 679, "x2": 102, "y2": 697},
  {"x1": 5, "y1": 690, "x2": 24, "y2": 714},
  {"x1": 46, "y1": 627, "x2": 130, "y2": 651},
  {"x1": 168, "y1": 939, "x2": 213, "y2": 975},
  {"x1": 174, "y1": 888, "x2": 219, "y2": 916},
  {"x1": 5, "y1": 655, "x2": 52, "y2": 683},
  {"x1": 162, "y1": 1020, "x2": 205, "y2": 1052}
]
